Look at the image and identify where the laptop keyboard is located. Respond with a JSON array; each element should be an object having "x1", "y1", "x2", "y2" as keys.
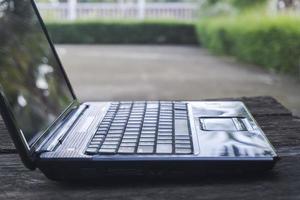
[{"x1": 85, "y1": 101, "x2": 193, "y2": 155}]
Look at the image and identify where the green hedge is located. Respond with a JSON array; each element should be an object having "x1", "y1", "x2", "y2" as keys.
[
  {"x1": 196, "y1": 15, "x2": 300, "y2": 74},
  {"x1": 46, "y1": 20, "x2": 197, "y2": 44}
]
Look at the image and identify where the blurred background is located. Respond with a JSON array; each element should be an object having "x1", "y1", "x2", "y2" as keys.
[{"x1": 35, "y1": 0, "x2": 300, "y2": 116}]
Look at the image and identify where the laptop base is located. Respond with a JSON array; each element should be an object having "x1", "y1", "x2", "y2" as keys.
[
  {"x1": 36, "y1": 101, "x2": 278, "y2": 181},
  {"x1": 37, "y1": 158, "x2": 276, "y2": 181}
]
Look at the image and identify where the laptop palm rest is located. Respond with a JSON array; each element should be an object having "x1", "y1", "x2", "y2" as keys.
[{"x1": 190, "y1": 102, "x2": 276, "y2": 158}]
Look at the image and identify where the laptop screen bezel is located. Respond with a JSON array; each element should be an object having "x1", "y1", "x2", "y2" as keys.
[{"x1": 0, "y1": 0, "x2": 78, "y2": 168}]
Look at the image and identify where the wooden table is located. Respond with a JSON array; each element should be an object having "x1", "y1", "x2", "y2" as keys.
[{"x1": 0, "y1": 96, "x2": 299, "y2": 200}]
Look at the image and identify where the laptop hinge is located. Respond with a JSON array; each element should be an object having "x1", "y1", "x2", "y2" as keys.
[{"x1": 35, "y1": 104, "x2": 88, "y2": 153}]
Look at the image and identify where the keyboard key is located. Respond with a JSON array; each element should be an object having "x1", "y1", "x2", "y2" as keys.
[
  {"x1": 120, "y1": 143, "x2": 136, "y2": 147},
  {"x1": 86, "y1": 148, "x2": 98, "y2": 155},
  {"x1": 156, "y1": 144, "x2": 173, "y2": 154},
  {"x1": 157, "y1": 139, "x2": 173, "y2": 144},
  {"x1": 107, "y1": 134, "x2": 122, "y2": 138},
  {"x1": 141, "y1": 130, "x2": 156, "y2": 134},
  {"x1": 121, "y1": 139, "x2": 138, "y2": 143},
  {"x1": 96, "y1": 130, "x2": 107, "y2": 135},
  {"x1": 143, "y1": 120, "x2": 157, "y2": 123},
  {"x1": 127, "y1": 121, "x2": 142, "y2": 124},
  {"x1": 108, "y1": 130, "x2": 123, "y2": 134},
  {"x1": 102, "y1": 141, "x2": 119, "y2": 145},
  {"x1": 159, "y1": 125, "x2": 172, "y2": 129},
  {"x1": 157, "y1": 136, "x2": 172, "y2": 140},
  {"x1": 101, "y1": 144, "x2": 118, "y2": 149},
  {"x1": 143, "y1": 123, "x2": 156, "y2": 127},
  {"x1": 98, "y1": 128, "x2": 108, "y2": 132},
  {"x1": 118, "y1": 147, "x2": 135, "y2": 154},
  {"x1": 175, "y1": 120, "x2": 189, "y2": 136},
  {"x1": 111, "y1": 123, "x2": 126, "y2": 127},
  {"x1": 90, "y1": 141, "x2": 101, "y2": 145},
  {"x1": 158, "y1": 129, "x2": 172, "y2": 133},
  {"x1": 92, "y1": 138, "x2": 104, "y2": 142},
  {"x1": 105, "y1": 138, "x2": 120, "y2": 141},
  {"x1": 175, "y1": 140, "x2": 191, "y2": 144},
  {"x1": 124, "y1": 131, "x2": 139, "y2": 135},
  {"x1": 139, "y1": 141, "x2": 155, "y2": 146},
  {"x1": 138, "y1": 146, "x2": 154, "y2": 154},
  {"x1": 158, "y1": 132, "x2": 172, "y2": 136},
  {"x1": 99, "y1": 124, "x2": 109, "y2": 128},
  {"x1": 142, "y1": 127, "x2": 156, "y2": 131},
  {"x1": 176, "y1": 144, "x2": 191, "y2": 149},
  {"x1": 99, "y1": 148, "x2": 116, "y2": 154},
  {"x1": 159, "y1": 122, "x2": 172, "y2": 126},
  {"x1": 113, "y1": 120, "x2": 127, "y2": 123},
  {"x1": 140, "y1": 135, "x2": 155, "y2": 138},
  {"x1": 147, "y1": 104, "x2": 159, "y2": 109},
  {"x1": 89, "y1": 144, "x2": 100, "y2": 148},
  {"x1": 175, "y1": 135, "x2": 190, "y2": 140},
  {"x1": 139, "y1": 138, "x2": 155, "y2": 142},
  {"x1": 126, "y1": 124, "x2": 141, "y2": 128},
  {"x1": 176, "y1": 148, "x2": 192, "y2": 154},
  {"x1": 123, "y1": 135, "x2": 139, "y2": 139}
]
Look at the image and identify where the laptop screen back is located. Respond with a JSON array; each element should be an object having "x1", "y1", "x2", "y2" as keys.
[{"x1": 0, "y1": 0, "x2": 74, "y2": 146}]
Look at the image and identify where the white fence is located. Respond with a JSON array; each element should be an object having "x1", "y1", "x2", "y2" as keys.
[{"x1": 36, "y1": 2, "x2": 199, "y2": 21}]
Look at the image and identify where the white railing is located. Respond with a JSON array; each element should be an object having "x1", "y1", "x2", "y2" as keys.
[{"x1": 36, "y1": 2, "x2": 199, "y2": 21}]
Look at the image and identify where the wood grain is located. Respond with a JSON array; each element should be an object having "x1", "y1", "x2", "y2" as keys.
[{"x1": 0, "y1": 96, "x2": 299, "y2": 200}]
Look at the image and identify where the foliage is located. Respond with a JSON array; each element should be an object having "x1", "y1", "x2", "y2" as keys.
[
  {"x1": 199, "y1": 0, "x2": 237, "y2": 18},
  {"x1": 35, "y1": 0, "x2": 198, "y2": 3},
  {"x1": 196, "y1": 14, "x2": 300, "y2": 74},
  {"x1": 228, "y1": 0, "x2": 268, "y2": 9},
  {"x1": 199, "y1": 0, "x2": 269, "y2": 18},
  {"x1": 45, "y1": 20, "x2": 197, "y2": 44}
]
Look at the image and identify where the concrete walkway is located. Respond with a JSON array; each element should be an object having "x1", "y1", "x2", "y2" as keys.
[{"x1": 56, "y1": 45, "x2": 300, "y2": 116}]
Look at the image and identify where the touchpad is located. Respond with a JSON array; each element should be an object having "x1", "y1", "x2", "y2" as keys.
[{"x1": 200, "y1": 118, "x2": 238, "y2": 131}]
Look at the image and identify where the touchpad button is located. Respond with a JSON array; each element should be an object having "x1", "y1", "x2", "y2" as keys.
[{"x1": 200, "y1": 118, "x2": 237, "y2": 131}]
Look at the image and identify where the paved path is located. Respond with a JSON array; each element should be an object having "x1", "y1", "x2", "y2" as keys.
[{"x1": 56, "y1": 45, "x2": 300, "y2": 116}]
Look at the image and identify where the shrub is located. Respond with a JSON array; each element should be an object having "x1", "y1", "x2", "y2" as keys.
[
  {"x1": 45, "y1": 20, "x2": 197, "y2": 44},
  {"x1": 229, "y1": 0, "x2": 268, "y2": 9},
  {"x1": 196, "y1": 15, "x2": 300, "y2": 74}
]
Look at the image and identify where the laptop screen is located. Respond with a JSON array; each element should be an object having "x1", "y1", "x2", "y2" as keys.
[{"x1": 0, "y1": 0, "x2": 74, "y2": 146}]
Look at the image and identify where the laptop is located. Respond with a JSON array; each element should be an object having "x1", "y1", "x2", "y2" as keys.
[{"x1": 0, "y1": 0, "x2": 278, "y2": 181}]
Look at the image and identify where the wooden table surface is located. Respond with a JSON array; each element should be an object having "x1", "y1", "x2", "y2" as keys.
[{"x1": 0, "y1": 96, "x2": 299, "y2": 200}]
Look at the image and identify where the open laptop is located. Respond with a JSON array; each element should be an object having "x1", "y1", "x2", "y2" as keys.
[{"x1": 0, "y1": 0, "x2": 278, "y2": 181}]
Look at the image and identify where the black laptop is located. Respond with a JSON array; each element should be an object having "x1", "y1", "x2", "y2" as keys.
[{"x1": 0, "y1": 0, "x2": 278, "y2": 181}]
